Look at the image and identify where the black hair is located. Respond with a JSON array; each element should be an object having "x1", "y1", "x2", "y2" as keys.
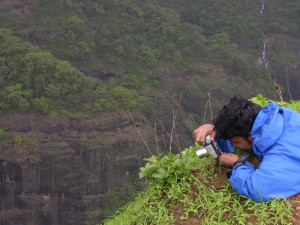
[{"x1": 213, "y1": 96, "x2": 262, "y2": 139}]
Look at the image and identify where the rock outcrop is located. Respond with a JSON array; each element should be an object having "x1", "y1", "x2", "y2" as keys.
[{"x1": 0, "y1": 111, "x2": 152, "y2": 225}]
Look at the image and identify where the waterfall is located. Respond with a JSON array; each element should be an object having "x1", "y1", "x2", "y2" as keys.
[
  {"x1": 260, "y1": 0, "x2": 265, "y2": 14},
  {"x1": 261, "y1": 1, "x2": 267, "y2": 68},
  {"x1": 262, "y1": 41, "x2": 268, "y2": 67}
]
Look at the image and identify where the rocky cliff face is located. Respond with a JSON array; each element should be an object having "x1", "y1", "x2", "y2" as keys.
[{"x1": 0, "y1": 112, "x2": 153, "y2": 225}]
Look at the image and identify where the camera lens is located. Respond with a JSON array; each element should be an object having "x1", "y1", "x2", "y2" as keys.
[{"x1": 196, "y1": 148, "x2": 208, "y2": 158}]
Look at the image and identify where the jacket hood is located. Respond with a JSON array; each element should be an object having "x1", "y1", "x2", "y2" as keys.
[{"x1": 251, "y1": 103, "x2": 284, "y2": 158}]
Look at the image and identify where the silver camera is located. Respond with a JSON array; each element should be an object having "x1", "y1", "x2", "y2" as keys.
[{"x1": 196, "y1": 135, "x2": 222, "y2": 159}]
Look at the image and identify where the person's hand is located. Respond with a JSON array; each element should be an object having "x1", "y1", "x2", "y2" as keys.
[
  {"x1": 218, "y1": 153, "x2": 239, "y2": 167},
  {"x1": 194, "y1": 124, "x2": 216, "y2": 144}
]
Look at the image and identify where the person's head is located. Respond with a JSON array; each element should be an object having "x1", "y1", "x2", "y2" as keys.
[{"x1": 213, "y1": 96, "x2": 262, "y2": 150}]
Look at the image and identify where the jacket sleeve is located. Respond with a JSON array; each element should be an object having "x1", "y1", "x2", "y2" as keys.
[
  {"x1": 216, "y1": 139, "x2": 236, "y2": 153},
  {"x1": 229, "y1": 162, "x2": 264, "y2": 202},
  {"x1": 230, "y1": 154, "x2": 299, "y2": 202}
]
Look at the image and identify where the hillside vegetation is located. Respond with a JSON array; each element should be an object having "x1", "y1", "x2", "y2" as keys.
[
  {"x1": 1, "y1": 0, "x2": 300, "y2": 138},
  {"x1": 1, "y1": 0, "x2": 300, "y2": 121},
  {"x1": 2, "y1": 0, "x2": 300, "y2": 116}
]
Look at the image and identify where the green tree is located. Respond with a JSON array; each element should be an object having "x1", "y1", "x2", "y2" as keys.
[
  {"x1": 32, "y1": 96, "x2": 50, "y2": 113},
  {"x1": 110, "y1": 86, "x2": 142, "y2": 110},
  {"x1": 137, "y1": 45, "x2": 160, "y2": 68},
  {"x1": 22, "y1": 51, "x2": 55, "y2": 97},
  {"x1": 63, "y1": 16, "x2": 93, "y2": 59},
  {"x1": 3, "y1": 84, "x2": 32, "y2": 111}
]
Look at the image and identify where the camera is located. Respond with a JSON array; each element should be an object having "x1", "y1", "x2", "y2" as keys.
[{"x1": 196, "y1": 135, "x2": 222, "y2": 159}]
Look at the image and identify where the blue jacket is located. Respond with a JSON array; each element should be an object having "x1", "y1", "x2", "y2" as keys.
[{"x1": 230, "y1": 102, "x2": 300, "y2": 202}]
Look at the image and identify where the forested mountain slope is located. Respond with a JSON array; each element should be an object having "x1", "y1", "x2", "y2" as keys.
[{"x1": 0, "y1": 0, "x2": 299, "y2": 224}]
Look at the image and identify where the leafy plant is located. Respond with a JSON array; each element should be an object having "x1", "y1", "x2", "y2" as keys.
[
  {"x1": 249, "y1": 94, "x2": 270, "y2": 108},
  {"x1": 250, "y1": 94, "x2": 300, "y2": 113},
  {"x1": 139, "y1": 146, "x2": 204, "y2": 188},
  {"x1": 13, "y1": 135, "x2": 23, "y2": 145}
]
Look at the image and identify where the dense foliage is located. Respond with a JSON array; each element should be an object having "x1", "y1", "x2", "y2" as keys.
[
  {"x1": 0, "y1": 29, "x2": 145, "y2": 113},
  {"x1": 1, "y1": 0, "x2": 299, "y2": 115},
  {"x1": 1, "y1": 0, "x2": 299, "y2": 116},
  {"x1": 0, "y1": 0, "x2": 299, "y2": 115}
]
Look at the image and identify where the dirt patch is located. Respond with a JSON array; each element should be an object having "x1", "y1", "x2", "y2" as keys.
[
  {"x1": 289, "y1": 194, "x2": 300, "y2": 225},
  {"x1": 172, "y1": 203, "x2": 203, "y2": 225}
]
